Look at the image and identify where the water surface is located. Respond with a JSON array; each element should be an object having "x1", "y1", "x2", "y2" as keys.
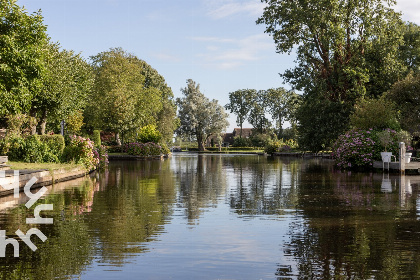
[{"x1": 0, "y1": 154, "x2": 419, "y2": 279}]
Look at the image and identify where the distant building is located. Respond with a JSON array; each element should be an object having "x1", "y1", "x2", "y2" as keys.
[{"x1": 206, "y1": 128, "x2": 253, "y2": 147}]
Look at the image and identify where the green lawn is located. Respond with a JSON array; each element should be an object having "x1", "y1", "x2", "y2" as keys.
[{"x1": 8, "y1": 161, "x2": 85, "y2": 171}]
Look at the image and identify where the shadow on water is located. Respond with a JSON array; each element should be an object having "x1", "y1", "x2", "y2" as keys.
[{"x1": 0, "y1": 154, "x2": 419, "y2": 279}]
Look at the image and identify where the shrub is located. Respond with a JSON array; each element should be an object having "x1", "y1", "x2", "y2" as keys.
[
  {"x1": 332, "y1": 128, "x2": 399, "y2": 169},
  {"x1": 264, "y1": 141, "x2": 283, "y2": 154},
  {"x1": 92, "y1": 130, "x2": 101, "y2": 147},
  {"x1": 124, "y1": 142, "x2": 164, "y2": 156},
  {"x1": 38, "y1": 134, "x2": 65, "y2": 158},
  {"x1": 233, "y1": 136, "x2": 252, "y2": 147},
  {"x1": 7, "y1": 136, "x2": 59, "y2": 163},
  {"x1": 62, "y1": 135, "x2": 99, "y2": 170},
  {"x1": 137, "y1": 125, "x2": 162, "y2": 143},
  {"x1": 250, "y1": 133, "x2": 273, "y2": 147}
]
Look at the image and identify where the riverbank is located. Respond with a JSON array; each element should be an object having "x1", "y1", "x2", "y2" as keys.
[{"x1": 0, "y1": 162, "x2": 88, "y2": 197}]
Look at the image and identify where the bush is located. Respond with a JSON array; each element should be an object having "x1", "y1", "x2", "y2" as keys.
[
  {"x1": 250, "y1": 133, "x2": 273, "y2": 147},
  {"x1": 137, "y1": 125, "x2": 162, "y2": 143},
  {"x1": 38, "y1": 134, "x2": 65, "y2": 158},
  {"x1": 124, "y1": 142, "x2": 164, "y2": 156},
  {"x1": 332, "y1": 128, "x2": 399, "y2": 169},
  {"x1": 62, "y1": 135, "x2": 99, "y2": 170},
  {"x1": 7, "y1": 136, "x2": 59, "y2": 163},
  {"x1": 232, "y1": 136, "x2": 252, "y2": 147},
  {"x1": 264, "y1": 141, "x2": 283, "y2": 154},
  {"x1": 92, "y1": 130, "x2": 101, "y2": 147},
  {"x1": 264, "y1": 139, "x2": 299, "y2": 154}
]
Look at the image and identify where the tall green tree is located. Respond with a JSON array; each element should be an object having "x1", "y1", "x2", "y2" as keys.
[
  {"x1": 0, "y1": 0, "x2": 48, "y2": 116},
  {"x1": 264, "y1": 88, "x2": 300, "y2": 136},
  {"x1": 385, "y1": 72, "x2": 420, "y2": 132},
  {"x1": 89, "y1": 48, "x2": 161, "y2": 144},
  {"x1": 257, "y1": 0, "x2": 406, "y2": 151},
  {"x1": 176, "y1": 79, "x2": 229, "y2": 151},
  {"x1": 248, "y1": 91, "x2": 271, "y2": 134},
  {"x1": 225, "y1": 89, "x2": 256, "y2": 138},
  {"x1": 31, "y1": 42, "x2": 94, "y2": 134}
]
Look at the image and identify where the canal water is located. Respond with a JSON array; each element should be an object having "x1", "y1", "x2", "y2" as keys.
[{"x1": 0, "y1": 153, "x2": 419, "y2": 279}]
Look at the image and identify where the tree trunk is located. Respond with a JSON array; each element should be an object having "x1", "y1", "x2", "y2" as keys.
[
  {"x1": 29, "y1": 109, "x2": 38, "y2": 135},
  {"x1": 115, "y1": 133, "x2": 122, "y2": 146},
  {"x1": 197, "y1": 134, "x2": 205, "y2": 151},
  {"x1": 38, "y1": 109, "x2": 48, "y2": 135}
]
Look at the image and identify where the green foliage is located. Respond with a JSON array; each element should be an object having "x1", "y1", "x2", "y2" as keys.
[
  {"x1": 350, "y1": 96, "x2": 400, "y2": 131},
  {"x1": 264, "y1": 138, "x2": 299, "y2": 154},
  {"x1": 92, "y1": 130, "x2": 101, "y2": 147},
  {"x1": 386, "y1": 72, "x2": 420, "y2": 132},
  {"x1": 137, "y1": 124, "x2": 162, "y2": 143},
  {"x1": 264, "y1": 141, "x2": 283, "y2": 154},
  {"x1": 232, "y1": 136, "x2": 252, "y2": 147},
  {"x1": 225, "y1": 89, "x2": 255, "y2": 132},
  {"x1": 7, "y1": 136, "x2": 59, "y2": 163},
  {"x1": 257, "y1": 0, "x2": 406, "y2": 103},
  {"x1": 65, "y1": 110, "x2": 85, "y2": 135},
  {"x1": 32, "y1": 43, "x2": 94, "y2": 135},
  {"x1": 88, "y1": 48, "x2": 175, "y2": 142},
  {"x1": 0, "y1": 0, "x2": 48, "y2": 116},
  {"x1": 124, "y1": 142, "x2": 165, "y2": 156},
  {"x1": 93, "y1": 145, "x2": 108, "y2": 169},
  {"x1": 248, "y1": 91, "x2": 271, "y2": 134},
  {"x1": 176, "y1": 79, "x2": 229, "y2": 151},
  {"x1": 62, "y1": 135, "x2": 99, "y2": 170},
  {"x1": 250, "y1": 133, "x2": 274, "y2": 148},
  {"x1": 37, "y1": 134, "x2": 65, "y2": 158},
  {"x1": 297, "y1": 96, "x2": 351, "y2": 152}
]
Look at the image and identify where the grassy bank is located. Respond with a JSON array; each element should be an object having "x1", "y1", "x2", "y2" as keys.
[{"x1": 8, "y1": 161, "x2": 85, "y2": 171}]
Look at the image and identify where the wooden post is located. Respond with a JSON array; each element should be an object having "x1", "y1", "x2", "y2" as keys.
[{"x1": 399, "y1": 142, "x2": 406, "y2": 174}]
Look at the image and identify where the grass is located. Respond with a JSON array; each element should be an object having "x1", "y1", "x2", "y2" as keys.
[{"x1": 8, "y1": 161, "x2": 85, "y2": 171}]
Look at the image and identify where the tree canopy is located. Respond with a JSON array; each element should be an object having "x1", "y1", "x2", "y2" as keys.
[
  {"x1": 225, "y1": 89, "x2": 255, "y2": 137},
  {"x1": 176, "y1": 79, "x2": 229, "y2": 151},
  {"x1": 257, "y1": 0, "x2": 415, "y2": 151},
  {"x1": 0, "y1": 0, "x2": 48, "y2": 116}
]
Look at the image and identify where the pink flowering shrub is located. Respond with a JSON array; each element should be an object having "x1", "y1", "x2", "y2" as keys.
[
  {"x1": 62, "y1": 135, "x2": 100, "y2": 170},
  {"x1": 123, "y1": 142, "x2": 164, "y2": 156},
  {"x1": 332, "y1": 129, "x2": 399, "y2": 169}
]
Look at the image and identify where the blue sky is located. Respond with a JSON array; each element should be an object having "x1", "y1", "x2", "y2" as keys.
[{"x1": 18, "y1": 0, "x2": 420, "y2": 131}]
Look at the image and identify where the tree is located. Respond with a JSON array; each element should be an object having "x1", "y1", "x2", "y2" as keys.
[
  {"x1": 257, "y1": 0, "x2": 405, "y2": 102},
  {"x1": 31, "y1": 42, "x2": 94, "y2": 135},
  {"x1": 385, "y1": 72, "x2": 420, "y2": 132},
  {"x1": 137, "y1": 60, "x2": 177, "y2": 143},
  {"x1": 176, "y1": 79, "x2": 229, "y2": 151},
  {"x1": 0, "y1": 0, "x2": 48, "y2": 116},
  {"x1": 89, "y1": 48, "x2": 162, "y2": 144},
  {"x1": 88, "y1": 48, "x2": 176, "y2": 144},
  {"x1": 225, "y1": 89, "x2": 255, "y2": 137},
  {"x1": 264, "y1": 88, "x2": 300, "y2": 136},
  {"x1": 257, "y1": 0, "x2": 407, "y2": 151},
  {"x1": 248, "y1": 91, "x2": 271, "y2": 134}
]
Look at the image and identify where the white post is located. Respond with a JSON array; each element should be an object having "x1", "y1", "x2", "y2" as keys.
[{"x1": 399, "y1": 142, "x2": 406, "y2": 174}]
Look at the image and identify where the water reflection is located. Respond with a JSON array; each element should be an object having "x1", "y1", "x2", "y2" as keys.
[{"x1": 0, "y1": 155, "x2": 419, "y2": 279}]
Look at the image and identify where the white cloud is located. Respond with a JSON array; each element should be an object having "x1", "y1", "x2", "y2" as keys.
[
  {"x1": 394, "y1": 0, "x2": 420, "y2": 24},
  {"x1": 152, "y1": 52, "x2": 181, "y2": 63},
  {"x1": 203, "y1": 0, "x2": 266, "y2": 19},
  {"x1": 193, "y1": 34, "x2": 273, "y2": 69}
]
